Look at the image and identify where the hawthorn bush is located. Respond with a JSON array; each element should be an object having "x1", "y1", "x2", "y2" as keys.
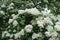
[{"x1": 0, "y1": 0, "x2": 60, "y2": 40}]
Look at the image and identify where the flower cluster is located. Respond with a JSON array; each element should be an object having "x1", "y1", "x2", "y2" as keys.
[{"x1": 0, "y1": 1, "x2": 60, "y2": 40}]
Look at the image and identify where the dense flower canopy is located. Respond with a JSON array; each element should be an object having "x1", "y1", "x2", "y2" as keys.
[{"x1": 0, "y1": 0, "x2": 60, "y2": 40}]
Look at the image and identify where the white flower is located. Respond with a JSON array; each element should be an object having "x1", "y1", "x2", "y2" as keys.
[
  {"x1": 32, "y1": 33, "x2": 40, "y2": 39},
  {"x1": 55, "y1": 22, "x2": 60, "y2": 25},
  {"x1": 9, "y1": 39, "x2": 13, "y2": 40},
  {"x1": 1, "y1": 4, "x2": 6, "y2": 8},
  {"x1": 20, "y1": 29, "x2": 24, "y2": 35},
  {"x1": 37, "y1": 1, "x2": 41, "y2": 4},
  {"x1": 44, "y1": 17, "x2": 50, "y2": 22},
  {"x1": 2, "y1": 31, "x2": 7, "y2": 38},
  {"x1": 46, "y1": 25, "x2": 53, "y2": 32},
  {"x1": 31, "y1": 20, "x2": 37, "y2": 25},
  {"x1": 24, "y1": 24, "x2": 33, "y2": 32},
  {"x1": 37, "y1": 20, "x2": 45, "y2": 28},
  {"x1": 10, "y1": 34, "x2": 14, "y2": 38},
  {"x1": 14, "y1": 29, "x2": 24, "y2": 39},
  {"x1": 54, "y1": 25, "x2": 60, "y2": 31},
  {"x1": 55, "y1": 38, "x2": 59, "y2": 40},
  {"x1": 38, "y1": 32, "x2": 42, "y2": 37},
  {"x1": 44, "y1": 8, "x2": 50, "y2": 14},
  {"x1": 0, "y1": 11, "x2": 5, "y2": 15},
  {"x1": 11, "y1": 14, "x2": 15, "y2": 17},
  {"x1": 13, "y1": 20, "x2": 18, "y2": 26},
  {"x1": 2, "y1": 31, "x2": 10, "y2": 38},
  {"x1": 11, "y1": 14, "x2": 19, "y2": 20},
  {"x1": 8, "y1": 29, "x2": 11, "y2": 32},
  {"x1": 57, "y1": 15, "x2": 60, "y2": 21},
  {"x1": 45, "y1": 31, "x2": 51, "y2": 37},
  {"x1": 36, "y1": 17, "x2": 45, "y2": 28},
  {"x1": 25, "y1": 8, "x2": 41, "y2": 15},
  {"x1": 45, "y1": 31, "x2": 58, "y2": 37},
  {"x1": 36, "y1": 17, "x2": 44, "y2": 20},
  {"x1": 14, "y1": 33, "x2": 21, "y2": 39},
  {"x1": 49, "y1": 14, "x2": 57, "y2": 21},
  {"x1": 13, "y1": 29, "x2": 16, "y2": 32},
  {"x1": 8, "y1": 19, "x2": 13, "y2": 24},
  {"x1": 18, "y1": 10, "x2": 25, "y2": 14},
  {"x1": 9, "y1": 3, "x2": 14, "y2": 6},
  {"x1": 44, "y1": 17, "x2": 53, "y2": 25},
  {"x1": 49, "y1": 38, "x2": 55, "y2": 40},
  {"x1": 13, "y1": 15, "x2": 18, "y2": 19},
  {"x1": 7, "y1": 3, "x2": 14, "y2": 10},
  {"x1": 6, "y1": 33, "x2": 10, "y2": 37},
  {"x1": 49, "y1": 37, "x2": 59, "y2": 40},
  {"x1": 51, "y1": 31, "x2": 58, "y2": 37},
  {"x1": 7, "y1": 6, "x2": 14, "y2": 10},
  {"x1": 41, "y1": 8, "x2": 50, "y2": 16}
]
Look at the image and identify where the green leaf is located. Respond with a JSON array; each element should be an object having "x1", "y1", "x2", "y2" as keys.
[{"x1": 37, "y1": 37, "x2": 42, "y2": 40}]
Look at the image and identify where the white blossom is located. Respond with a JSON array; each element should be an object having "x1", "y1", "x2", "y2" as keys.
[
  {"x1": 45, "y1": 31, "x2": 58, "y2": 37},
  {"x1": 25, "y1": 8, "x2": 41, "y2": 15},
  {"x1": 24, "y1": 24, "x2": 33, "y2": 32},
  {"x1": 36, "y1": 17, "x2": 43, "y2": 21},
  {"x1": 31, "y1": 20, "x2": 37, "y2": 25},
  {"x1": 13, "y1": 20, "x2": 18, "y2": 26},
  {"x1": 57, "y1": 15, "x2": 60, "y2": 21},
  {"x1": 19, "y1": 29, "x2": 24, "y2": 35},
  {"x1": 51, "y1": 31, "x2": 58, "y2": 37},
  {"x1": 32, "y1": 33, "x2": 40, "y2": 39},
  {"x1": 55, "y1": 22, "x2": 60, "y2": 25},
  {"x1": 5, "y1": 33, "x2": 10, "y2": 37},
  {"x1": 45, "y1": 31, "x2": 51, "y2": 37},
  {"x1": 46, "y1": 25, "x2": 53, "y2": 32},
  {"x1": 41, "y1": 8, "x2": 50, "y2": 16},
  {"x1": 9, "y1": 3, "x2": 14, "y2": 6},
  {"x1": 37, "y1": 20, "x2": 45, "y2": 28},
  {"x1": 55, "y1": 38, "x2": 59, "y2": 40},
  {"x1": 8, "y1": 19, "x2": 13, "y2": 24},
  {"x1": 7, "y1": 6, "x2": 14, "y2": 10},
  {"x1": 49, "y1": 37, "x2": 59, "y2": 40},
  {"x1": 0, "y1": 11, "x2": 5, "y2": 15},
  {"x1": 36, "y1": 17, "x2": 45, "y2": 28},
  {"x1": 14, "y1": 32, "x2": 21, "y2": 39},
  {"x1": 9, "y1": 39, "x2": 13, "y2": 40},
  {"x1": 49, "y1": 14, "x2": 57, "y2": 21},
  {"x1": 38, "y1": 32, "x2": 43, "y2": 37},
  {"x1": 2, "y1": 31, "x2": 10, "y2": 38},
  {"x1": 8, "y1": 29, "x2": 11, "y2": 32},
  {"x1": 1, "y1": 4, "x2": 6, "y2": 8},
  {"x1": 13, "y1": 15, "x2": 18, "y2": 19},
  {"x1": 18, "y1": 10, "x2": 25, "y2": 14},
  {"x1": 54, "y1": 25, "x2": 60, "y2": 31},
  {"x1": 10, "y1": 34, "x2": 14, "y2": 38},
  {"x1": 49, "y1": 38, "x2": 55, "y2": 40},
  {"x1": 11, "y1": 14, "x2": 15, "y2": 18},
  {"x1": 44, "y1": 17, "x2": 53, "y2": 25},
  {"x1": 13, "y1": 29, "x2": 16, "y2": 32},
  {"x1": 14, "y1": 29, "x2": 24, "y2": 39},
  {"x1": 44, "y1": 17, "x2": 51, "y2": 22}
]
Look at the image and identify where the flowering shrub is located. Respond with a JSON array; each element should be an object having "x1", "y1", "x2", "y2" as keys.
[{"x1": 0, "y1": 0, "x2": 60, "y2": 40}]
